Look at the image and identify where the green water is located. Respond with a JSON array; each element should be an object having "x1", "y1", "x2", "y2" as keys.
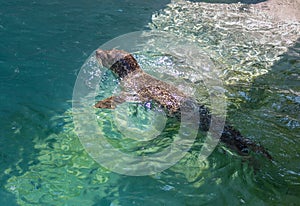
[{"x1": 1, "y1": 0, "x2": 299, "y2": 205}]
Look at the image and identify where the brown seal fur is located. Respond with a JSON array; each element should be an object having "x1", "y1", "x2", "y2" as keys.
[
  {"x1": 95, "y1": 49, "x2": 186, "y2": 113},
  {"x1": 95, "y1": 49, "x2": 272, "y2": 160}
]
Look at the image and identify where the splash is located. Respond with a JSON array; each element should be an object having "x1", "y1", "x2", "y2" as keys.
[{"x1": 150, "y1": 0, "x2": 300, "y2": 84}]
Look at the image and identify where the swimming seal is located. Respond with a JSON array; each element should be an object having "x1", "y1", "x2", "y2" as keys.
[{"x1": 95, "y1": 49, "x2": 272, "y2": 160}]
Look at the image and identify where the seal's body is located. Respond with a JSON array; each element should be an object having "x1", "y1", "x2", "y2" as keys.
[
  {"x1": 95, "y1": 50, "x2": 186, "y2": 113},
  {"x1": 95, "y1": 49, "x2": 272, "y2": 159}
]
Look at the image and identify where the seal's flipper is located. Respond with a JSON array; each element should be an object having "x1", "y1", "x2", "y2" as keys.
[
  {"x1": 220, "y1": 125, "x2": 272, "y2": 160},
  {"x1": 95, "y1": 96, "x2": 125, "y2": 109}
]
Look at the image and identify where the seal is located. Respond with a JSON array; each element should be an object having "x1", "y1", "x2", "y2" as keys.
[{"x1": 95, "y1": 49, "x2": 272, "y2": 160}]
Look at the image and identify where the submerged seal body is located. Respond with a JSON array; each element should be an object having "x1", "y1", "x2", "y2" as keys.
[{"x1": 95, "y1": 49, "x2": 272, "y2": 160}]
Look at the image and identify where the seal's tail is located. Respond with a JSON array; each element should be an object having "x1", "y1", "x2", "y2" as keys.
[
  {"x1": 220, "y1": 125, "x2": 273, "y2": 160},
  {"x1": 197, "y1": 106, "x2": 272, "y2": 160}
]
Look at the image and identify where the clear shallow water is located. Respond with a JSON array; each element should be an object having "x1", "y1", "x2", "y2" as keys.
[
  {"x1": 0, "y1": 0, "x2": 170, "y2": 204},
  {"x1": 1, "y1": 0, "x2": 300, "y2": 205}
]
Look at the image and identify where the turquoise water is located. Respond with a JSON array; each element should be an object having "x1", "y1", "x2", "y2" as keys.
[{"x1": 1, "y1": 0, "x2": 300, "y2": 205}]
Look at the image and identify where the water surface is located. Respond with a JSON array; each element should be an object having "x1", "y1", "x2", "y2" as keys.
[{"x1": 1, "y1": 0, "x2": 299, "y2": 205}]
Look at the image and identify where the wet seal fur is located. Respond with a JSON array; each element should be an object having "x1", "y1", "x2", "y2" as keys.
[{"x1": 95, "y1": 49, "x2": 272, "y2": 160}]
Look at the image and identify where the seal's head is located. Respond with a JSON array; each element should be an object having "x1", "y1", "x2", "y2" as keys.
[{"x1": 96, "y1": 49, "x2": 142, "y2": 79}]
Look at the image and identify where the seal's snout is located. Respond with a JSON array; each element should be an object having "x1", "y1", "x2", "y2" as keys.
[
  {"x1": 95, "y1": 49, "x2": 109, "y2": 59},
  {"x1": 96, "y1": 49, "x2": 129, "y2": 68},
  {"x1": 95, "y1": 49, "x2": 103, "y2": 57},
  {"x1": 95, "y1": 49, "x2": 110, "y2": 67}
]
